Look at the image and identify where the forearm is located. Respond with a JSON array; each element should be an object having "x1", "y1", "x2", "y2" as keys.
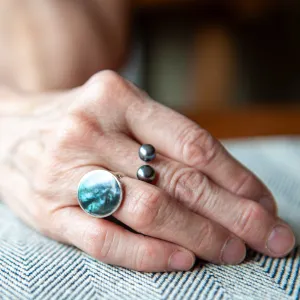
[{"x1": 0, "y1": 0, "x2": 132, "y2": 92}]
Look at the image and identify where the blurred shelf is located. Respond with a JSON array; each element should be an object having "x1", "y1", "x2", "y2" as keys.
[{"x1": 187, "y1": 106, "x2": 300, "y2": 139}]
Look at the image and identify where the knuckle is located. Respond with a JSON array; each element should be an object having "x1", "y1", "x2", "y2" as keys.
[
  {"x1": 90, "y1": 70, "x2": 122, "y2": 87},
  {"x1": 55, "y1": 115, "x2": 99, "y2": 152},
  {"x1": 234, "y1": 202, "x2": 264, "y2": 237},
  {"x1": 179, "y1": 125, "x2": 219, "y2": 167},
  {"x1": 69, "y1": 71, "x2": 123, "y2": 117},
  {"x1": 193, "y1": 222, "x2": 214, "y2": 254},
  {"x1": 132, "y1": 188, "x2": 165, "y2": 233},
  {"x1": 82, "y1": 224, "x2": 113, "y2": 261},
  {"x1": 85, "y1": 70, "x2": 127, "y2": 102},
  {"x1": 169, "y1": 167, "x2": 208, "y2": 210},
  {"x1": 71, "y1": 70, "x2": 134, "y2": 124},
  {"x1": 134, "y1": 242, "x2": 156, "y2": 271},
  {"x1": 197, "y1": 182, "x2": 220, "y2": 213},
  {"x1": 231, "y1": 172, "x2": 257, "y2": 196}
]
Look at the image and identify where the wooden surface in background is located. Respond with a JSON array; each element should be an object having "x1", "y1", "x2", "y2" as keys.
[{"x1": 188, "y1": 107, "x2": 300, "y2": 139}]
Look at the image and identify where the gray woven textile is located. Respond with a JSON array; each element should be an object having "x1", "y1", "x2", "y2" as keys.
[{"x1": 0, "y1": 137, "x2": 300, "y2": 300}]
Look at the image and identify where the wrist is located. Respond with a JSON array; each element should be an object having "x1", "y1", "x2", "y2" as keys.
[{"x1": 0, "y1": 88, "x2": 73, "y2": 164}]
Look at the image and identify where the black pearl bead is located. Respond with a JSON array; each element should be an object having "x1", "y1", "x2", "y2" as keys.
[
  {"x1": 139, "y1": 144, "x2": 156, "y2": 162},
  {"x1": 137, "y1": 165, "x2": 156, "y2": 183}
]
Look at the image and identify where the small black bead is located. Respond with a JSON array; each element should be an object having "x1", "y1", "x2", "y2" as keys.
[
  {"x1": 139, "y1": 144, "x2": 156, "y2": 162},
  {"x1": 137, "y1": 165, "x2": 156, "y2": 183}
]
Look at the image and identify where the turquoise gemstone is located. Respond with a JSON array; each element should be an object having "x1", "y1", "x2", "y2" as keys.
[{"x1": 77, "y1": 170, "x2": 122, "y2": 218}]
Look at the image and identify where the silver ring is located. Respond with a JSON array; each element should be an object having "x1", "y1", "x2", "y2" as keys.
[{"x1": 77, "y1": 170, "x2": 123, "y2": 218}]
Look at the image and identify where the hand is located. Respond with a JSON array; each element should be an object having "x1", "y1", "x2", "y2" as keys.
[{"x1": 1, "y1": 71, "x2": 295, "y2": 272}]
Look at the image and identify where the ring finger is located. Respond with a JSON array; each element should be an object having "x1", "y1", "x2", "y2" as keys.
[{"x1": 67, "y1": 166, "x2": 246, "y2": 265}]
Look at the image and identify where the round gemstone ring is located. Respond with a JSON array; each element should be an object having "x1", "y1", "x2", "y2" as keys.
[{"x1": 77, "y1": 170, "x2": 123, "y2": 218}]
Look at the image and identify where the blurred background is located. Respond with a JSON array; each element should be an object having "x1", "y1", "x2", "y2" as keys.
[{"x1": 125, "y1": 0, "x2": 300, "y2": 138}]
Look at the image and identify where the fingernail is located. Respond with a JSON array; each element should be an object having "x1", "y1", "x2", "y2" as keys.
[
  {"x1": 221, "y1": 237, "x2": 246, "y2": 264},
  {"x1": 259, "y1": 196, "x2": 277, "y2": 214},
  {"x1": 168, "y1": 250, "x2": 195, "y2": 271},
  {"x1": 267, "y1": 225, "x2": 295, "y2": 256}
]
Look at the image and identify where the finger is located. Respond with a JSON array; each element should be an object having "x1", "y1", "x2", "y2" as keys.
[
  {"x1": 93, "y1": 134, "x2": 295, "y2": 258},
  {"x1": 113, "y1": 177, "x2": 246, "y2": 265},
  {"x1": 80, "y1": 72, "x2": 275, "y2": 212},
  {"x1": 158, "y1": 165, "x2": 295, "y2": 257},
  {"x1": 49, "y1": 206, "x2": 196, "y2": 272},
  {"x1": 125, "y1": 98, "x2": 277, "y2": 214},
  {"x1": 59, "y1": 164, "x2": 246, "y2": 265}
]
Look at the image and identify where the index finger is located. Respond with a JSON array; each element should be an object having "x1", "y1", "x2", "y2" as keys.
[{"x1": 126, "y1": 98, "x2": 276, "y2": 214}]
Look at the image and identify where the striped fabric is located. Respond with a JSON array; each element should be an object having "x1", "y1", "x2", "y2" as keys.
[{"x1": 0, "y1": 137, "x2": 299, "y2": 300}]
